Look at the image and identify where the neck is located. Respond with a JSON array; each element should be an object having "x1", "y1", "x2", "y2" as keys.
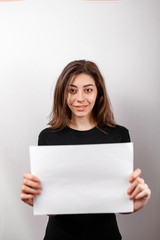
[{"x1": 69, "y1": 116, "x2": 96, "y2": 131}]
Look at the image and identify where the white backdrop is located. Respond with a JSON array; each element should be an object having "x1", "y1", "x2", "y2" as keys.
[{"x1": 0, "y1": 0, "x2": 159, "y2": 239}]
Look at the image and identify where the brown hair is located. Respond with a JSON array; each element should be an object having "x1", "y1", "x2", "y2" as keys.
[{"x1": 48, "y1": 60, "x2": 116, "y2": 130}]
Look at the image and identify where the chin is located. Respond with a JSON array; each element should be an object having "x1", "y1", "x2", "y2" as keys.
[{"x1": 73, "y1": 111, "x2": 90, "y2": 118}]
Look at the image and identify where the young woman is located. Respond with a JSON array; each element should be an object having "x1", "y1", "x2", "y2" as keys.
[{"x1": 21, "y1": 60, "x2": 151, "y2": 240}]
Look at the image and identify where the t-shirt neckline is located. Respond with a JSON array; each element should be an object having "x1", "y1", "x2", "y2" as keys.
[{"x1": 66, "y1": 126, "x2": 97, "y2": 135}]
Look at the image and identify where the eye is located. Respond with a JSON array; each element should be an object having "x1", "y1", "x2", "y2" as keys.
[
  {"x1": 85, "y1": 88, "x2": 92, "y2": 93},
  {"x1": 68, "y1": 88, "x2": 77, "y2": 94}
]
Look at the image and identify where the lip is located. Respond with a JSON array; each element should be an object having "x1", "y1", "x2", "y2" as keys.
[{"x1": 74, "y1": 105, "x2": 88, "y2": 111}]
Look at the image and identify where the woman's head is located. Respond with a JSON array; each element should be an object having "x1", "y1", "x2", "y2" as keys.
[
  {"x1": 67, "y1": 73, "x2": 98, "y2": 124},
  {"x1": 48, "y1": 60, "x2": 116, "y2": 129}
]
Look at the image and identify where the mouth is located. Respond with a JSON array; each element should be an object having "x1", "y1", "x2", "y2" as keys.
[{"x1": 74, "y1": 105, "x2": 88, "y2": 111}]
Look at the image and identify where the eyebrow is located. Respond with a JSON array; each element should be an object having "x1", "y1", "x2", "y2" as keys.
[{"x1": 69, "y1": 84, "x2": 94, "y2": 88}]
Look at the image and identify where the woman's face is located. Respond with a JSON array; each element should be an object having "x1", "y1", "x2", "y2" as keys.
[{"x1": 67, "y1": 73, "x2": 98, "y2": 121}]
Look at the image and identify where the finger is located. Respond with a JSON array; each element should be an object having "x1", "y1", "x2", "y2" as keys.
[
  {"x1": 23, "y1": 179, "x2": 42, "y2": 190},
  {"x1": 21, "y1": 185, "x2": 41, "y2": 195},
  {"x1": 23, "y1": 172, "x2": 40, "y2": 182},
  {"x1": 127, "y1": 177, "x2": 144, "y2": 194},
  {"x1": 129, "y1": 168, "x2": 141, "y2": 183},
  {"x1": 25, "y1": 199, "x2": 33, "y2": 206},
  {"x1": 135, "y1": 185, "x2": 151, "y2": 200},
  {"x1": 129, "y1": 183, "x2": 145, "y2": 200},
  {"x1": 21, "y1": 193, "x2": 35, "y2": 201},
  {"x1": 20, "y1": 194, "x2": 34, "y2": 206}
]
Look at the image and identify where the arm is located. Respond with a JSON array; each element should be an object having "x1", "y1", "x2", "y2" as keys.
[
  {"x1": 120, "y1": 129, "x2": 151, "y2": 213},
  {"x1": 21, "y1": 131, "x2": 46, "y2": 206},
  {"x1": 128, "y1": 168, "x2": 151, "y2": 212},
  {"x1": 21, "y1": 130, "x2": 57, "y2": 214},
  {"x1": 20, "y1": 172, "x2": 42, "y2": 206},
  {"x1": 21, "y1": 172, "x2": 56, "y2": 216},
  {"x1": 121, "y1": 168, "x2": 151, "y2": 214}
]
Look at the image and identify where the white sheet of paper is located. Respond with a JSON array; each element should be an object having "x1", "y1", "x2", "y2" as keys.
[{"x1": 30, "y1": 143, "x2": 133, "y2": 215}]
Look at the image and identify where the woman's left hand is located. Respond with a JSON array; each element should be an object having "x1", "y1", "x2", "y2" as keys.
[{"x1": 127, "y1": 168, "x2": 151, "y2": 212}]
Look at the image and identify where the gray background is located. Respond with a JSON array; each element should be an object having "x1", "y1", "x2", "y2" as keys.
[{"x1": 0, "y1": 0, "x2": 159, "y2": 239}]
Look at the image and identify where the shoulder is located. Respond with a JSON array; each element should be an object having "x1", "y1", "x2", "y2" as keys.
[
  {"x1": 38, "y1": 127, "x2": 62, "y2": 139},
  {"x1": 115, "y1": 125, "x2": 129, "y2": 134},
  {"x1": 38, "y1": 127, "x2": 68, "y2": 145},
  {"x1": 38, "y1": 127, "x2": 56, "y2": 145},
  {"x1": 114, "y1": 124, "x2": 131, "y2": 142},
  {"x1": 100, "y1": 124, "x2": 131, "y2": 143},
  {"x1": 102, "y1": 124, "x2": 129, "y2": 133},
  {"x1": 38, "y1": 127, "x2": 53, "y2": 138}
]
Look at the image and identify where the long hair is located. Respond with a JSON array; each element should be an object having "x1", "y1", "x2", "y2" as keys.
[{"x1": 48, "y1": 60, "x2": 116, "y2": 130}]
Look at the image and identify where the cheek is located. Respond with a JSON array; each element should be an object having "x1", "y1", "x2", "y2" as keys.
[
  {"x1": 67, "y1": 94, "x2": 75, "y2": 106},
  {"x1": 88, "y1": 93, "x2": 97, "y2": 104}
]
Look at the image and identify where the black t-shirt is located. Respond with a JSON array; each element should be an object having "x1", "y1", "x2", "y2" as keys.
[{"x1": 38, "y1": 125, "x2": 131, "y2": 240}]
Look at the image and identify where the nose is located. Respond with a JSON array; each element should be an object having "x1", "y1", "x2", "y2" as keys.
[{"x1": 77, "y1": 90, "x2": 85, "y2": 102}]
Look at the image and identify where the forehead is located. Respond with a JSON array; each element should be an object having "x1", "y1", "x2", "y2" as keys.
[{"x1": 70, "y1": 73, "x2": 96, "y2": 86}]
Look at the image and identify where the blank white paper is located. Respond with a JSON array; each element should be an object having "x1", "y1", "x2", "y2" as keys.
[{"x1": 30, "y1": 143, "x2": 133, "y2": 215}]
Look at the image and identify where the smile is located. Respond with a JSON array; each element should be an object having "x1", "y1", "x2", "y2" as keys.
[{"x1": 74, "y1": 105, "x2": 88, "y2": 111}]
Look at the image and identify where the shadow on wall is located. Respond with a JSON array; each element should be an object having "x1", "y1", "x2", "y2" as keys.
[{"x1": 116, "y1": 96, "x2": 159, "y2": 240}]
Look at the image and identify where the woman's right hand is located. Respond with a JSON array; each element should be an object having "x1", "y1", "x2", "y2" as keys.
[{"x1": 20, "y1": 172, "x2": 42, "y2": 206}]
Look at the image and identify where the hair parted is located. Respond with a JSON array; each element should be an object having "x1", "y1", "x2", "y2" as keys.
[{"x1": 48, "y1": 60, "x2": 116, "y2": 130}]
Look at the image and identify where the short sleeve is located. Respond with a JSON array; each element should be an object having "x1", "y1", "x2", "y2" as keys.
[{"x1": 121, "y1": 128, "x2": 131, "y2": 143}]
